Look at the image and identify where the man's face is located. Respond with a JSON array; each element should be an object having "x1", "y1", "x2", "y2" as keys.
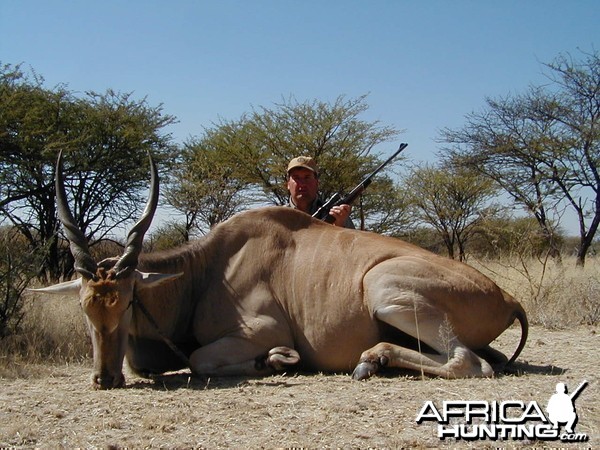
[{"x1": 287, "y1": 167, "x2": 319, "y2": 206}]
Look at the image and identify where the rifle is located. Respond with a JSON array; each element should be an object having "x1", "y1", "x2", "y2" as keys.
[{"x1": 312, "y1": 143, "x2": 408, "y2": 223}]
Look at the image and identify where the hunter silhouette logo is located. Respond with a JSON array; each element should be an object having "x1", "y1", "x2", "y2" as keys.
[
  {"x1": 546, "y1": 380, "x2": 588, "y2": 435},
  {"x1": 416, "y1": 379, "x2": 589, "y2": 442}
]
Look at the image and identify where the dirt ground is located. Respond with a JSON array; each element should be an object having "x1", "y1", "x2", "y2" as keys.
[{"x1": 1, "y1": 325, "x2": 597, "y2": 449}]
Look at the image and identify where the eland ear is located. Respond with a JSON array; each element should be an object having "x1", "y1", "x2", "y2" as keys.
[
  {"x1": 29, "y1": 278, "x2": 83, "y2": 295},
  {"x1": 136, "y1": 272, "x2": 184, "y2": 289}
]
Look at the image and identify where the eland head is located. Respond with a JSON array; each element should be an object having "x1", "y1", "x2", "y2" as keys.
[{"x1": 34, "y1": 152, "x2": 181, "y2": 389}]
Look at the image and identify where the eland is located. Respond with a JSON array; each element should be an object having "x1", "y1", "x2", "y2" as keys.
[{"x1": 34, "y1": 152, "x2": 528, "y2": 389}]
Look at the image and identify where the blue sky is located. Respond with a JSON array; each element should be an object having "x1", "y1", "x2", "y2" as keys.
[{"x1": 2, "y1": 0, "x2": 599, "y2": 233}]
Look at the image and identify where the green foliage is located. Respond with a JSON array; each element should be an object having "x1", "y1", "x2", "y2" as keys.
[
  {"x1": 469, "y1": 215, "x2": 564, "y2": 259},
  {"x1": 166, "y1": 130, "x2": 255, "y2": 233},
  {"x1": 167, "y1": 95, "x2": 406, "y2": 233},
  {"x1": 358, "y1": 177, "x2": 414, "y2": 234},
  {"x1": 398, "y1": 227, "x2": 447, "y2": 254},
  {"x1": 145, "y1": 221, "x2": 190, "y2": 251},
  {"x1": 405, "y1": 164, "x2": 500, "y2": 260},
  {"x1": 0, "y1": 63, "x2": 177, "y2": 280}
]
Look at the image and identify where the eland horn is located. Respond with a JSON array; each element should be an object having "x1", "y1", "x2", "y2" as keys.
[
  {"x1": 55, "y1": 150, "x2": 98, "y2": 280},
  {"x1": 112, "y1": 153, "x2": 159, "y2": 278}
]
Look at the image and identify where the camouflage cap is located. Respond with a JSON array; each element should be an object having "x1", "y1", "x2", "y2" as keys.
[{"x1": 287, "y1": 156, "x2": 318, "y2": 175}]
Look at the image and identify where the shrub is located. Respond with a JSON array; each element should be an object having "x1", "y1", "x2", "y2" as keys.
[{"x1": 0, "y1": 227, "x2": 39, "y2": 338}]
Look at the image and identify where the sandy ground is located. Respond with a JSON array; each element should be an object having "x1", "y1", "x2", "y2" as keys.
[{"x1": 1, "y1": 325, "x2": 598, "y2": 449}]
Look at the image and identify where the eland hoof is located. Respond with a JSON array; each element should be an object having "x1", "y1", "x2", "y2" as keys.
[{"x1": 352, "y1": 361, "x2": 380, "y2": 380}]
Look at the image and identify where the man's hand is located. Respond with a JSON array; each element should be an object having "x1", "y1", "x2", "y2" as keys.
[{"x1": 328, "y1": 204, "x2": 351, "y2": 227}]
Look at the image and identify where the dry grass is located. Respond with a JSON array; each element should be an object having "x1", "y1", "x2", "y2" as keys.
[
  {"x1": 0, "y1": 294, "x2": 90, "y2": 378},
  {"x1": 470, "y1": 255, "x2": 600, "y2": 329},
  {"x1": 1, "y1": 326, "x2": 597, "y2": 448}
]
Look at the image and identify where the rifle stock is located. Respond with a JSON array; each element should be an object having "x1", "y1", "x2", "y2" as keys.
[{"x1": 313, "y1": 143, "x2": 408, "y2": 223}]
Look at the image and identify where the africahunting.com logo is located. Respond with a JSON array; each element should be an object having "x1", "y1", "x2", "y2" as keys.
[{"x1": 416, "y1": 380, "x2": 589, "y2": 443}]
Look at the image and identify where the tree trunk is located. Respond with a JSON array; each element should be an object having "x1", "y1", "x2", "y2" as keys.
[
  {"x1": 442, "y1": 231, "x2": 455, "y2": 259},
  {"x1": 576, "y1": 204, "x2": 600, "y2": 267}
]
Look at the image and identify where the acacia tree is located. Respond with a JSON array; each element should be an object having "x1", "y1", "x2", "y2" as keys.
[
  {"x1": 0, "y1": 64, "x2": 177, "y2": 280},
  {"x1": 165, "y1": 129, "x2": 253, "y2": 235},
  {"x1": 238, "y1": 95, "x2": 400, "y2": 206},
  {"x1": 168, "y1": 95, "x2": 409, "y2": 233},
  {"x1": 441, "y1": 50, "x2": 600, "y2": 266},
  {"x1": 441, "y1": 93, "x2": 564, "y2": 261},
  {"x1": 406, "y1": 164, "x2": 499, "y2": 261},
  {"x1": 534, "y1": 51, "x2": 600, "y2": 266}
]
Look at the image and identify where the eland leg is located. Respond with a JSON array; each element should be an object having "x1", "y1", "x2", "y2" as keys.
[
  {"x1": 189, "y1": 337, "x2": 299, "y2": 376},
  {"x1": 353, "y1": 304, "x2": 493, "y2": 380}
]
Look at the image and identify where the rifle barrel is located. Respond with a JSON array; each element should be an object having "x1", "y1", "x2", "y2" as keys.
[
  {"x1": 312, "y1": 142, "x2": 408, "y2": 222},
  {"x1": 364, "y1": 143, "x2": 408, "y2": 180}
]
